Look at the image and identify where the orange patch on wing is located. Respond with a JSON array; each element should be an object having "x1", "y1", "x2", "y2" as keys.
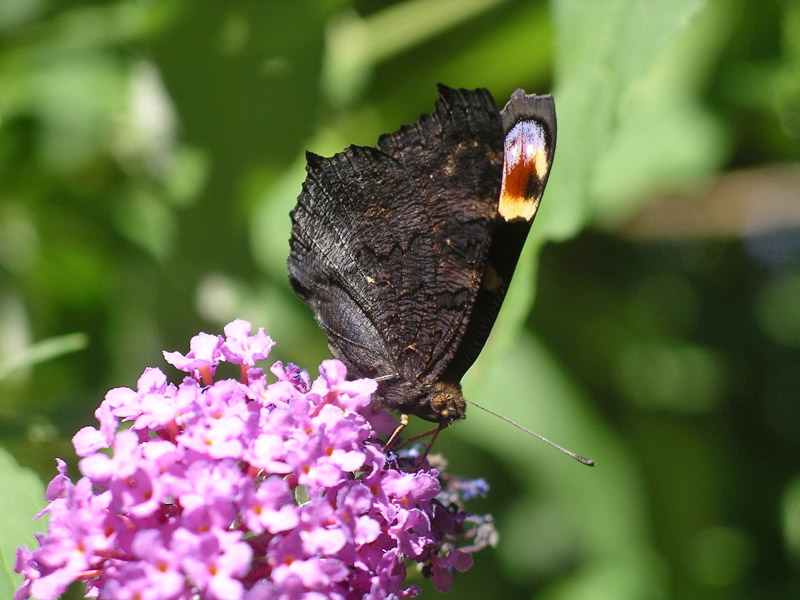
[{"x1": 498, "y1": 120, "x2": 550, "y2": 222}]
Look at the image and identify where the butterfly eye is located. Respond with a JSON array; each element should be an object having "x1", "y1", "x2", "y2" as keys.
[{"x1": 431, "y1": 393, "x2": 449, "y2": 415}]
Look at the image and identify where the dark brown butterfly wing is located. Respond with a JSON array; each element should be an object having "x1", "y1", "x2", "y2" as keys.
[{"x1": 288, "y1": 86, "x2": 504, "y2": 388}]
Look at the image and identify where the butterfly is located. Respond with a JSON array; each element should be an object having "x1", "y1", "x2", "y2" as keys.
[{"x1": 288, "y1": 84, "x2": 557, "y2": 440}]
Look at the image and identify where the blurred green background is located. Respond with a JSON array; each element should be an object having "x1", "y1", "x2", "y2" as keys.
[{"x1": 2, "y1": 0, "x2": 800, "y2": 598}]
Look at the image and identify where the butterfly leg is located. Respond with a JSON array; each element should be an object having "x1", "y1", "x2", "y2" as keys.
[
  {"x1": 386, "y1": 421, "x2": 449, "y2": 469},
  {"x1": 414, "y1": 422, "x2": 446, "y2": 468},
  {"x1": 383, "y1": 413, "x2": 409, "y2": 452}
]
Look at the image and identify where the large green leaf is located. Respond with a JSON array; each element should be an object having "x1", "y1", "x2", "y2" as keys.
[
  {"x1": 474, "y1": 0, "x2": 716, "y2": 372},
  {"x1": 0, "y1": 449, "x2": 47, "y2": 598},
  {"x1": 545, "y1": 0, "x2": 711, "y2": 238}
]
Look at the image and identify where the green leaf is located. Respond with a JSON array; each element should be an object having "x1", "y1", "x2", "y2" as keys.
[
  {"x1": 322, "y1": 0, "x2": 509, "y2": 105},
  {"x1": 0, "y1": 333, "x2": 88, "y2": 382},
  {"x1": 544, "y1": 0, "x2": 711, "y2": 239},
  {"x1": 479, "y1": 0, "x2": 719, "y2": 370},
  {"x1": 0, "y1": 448, "x2": 47, "y2": 597}
]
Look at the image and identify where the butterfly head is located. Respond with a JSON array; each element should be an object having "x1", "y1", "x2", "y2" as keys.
[
  {"x1": 428, "y1": 380, "x2": 467, "y2": 425},
  {"x1": 376, "y1": 377, "x2": 466, "y2": 426}
]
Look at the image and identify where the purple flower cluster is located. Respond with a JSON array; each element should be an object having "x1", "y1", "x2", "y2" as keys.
[{"x1": 15, "y1": 320, "x2": 496, "y2": 599}]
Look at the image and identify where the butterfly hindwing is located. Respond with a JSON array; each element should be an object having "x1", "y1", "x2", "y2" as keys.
[
  {"x1": 289, "y1": 85, "x2": 505, "y2": 384},
  {"x1": 289, "y1": 146, "x2": 434, "y2": 379}
]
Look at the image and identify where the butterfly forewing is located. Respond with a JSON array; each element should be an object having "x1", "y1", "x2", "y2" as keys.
[{"x1": 441, "y1": 90, "x2": 557, "y2": 383}]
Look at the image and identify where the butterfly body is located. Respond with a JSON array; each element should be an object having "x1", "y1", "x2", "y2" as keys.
[{"x1": 288, "y1": 85, "x2": 556, "y2": 426}]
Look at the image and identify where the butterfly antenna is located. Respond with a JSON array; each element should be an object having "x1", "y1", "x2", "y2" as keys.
[{"x1": 467, "y1": 400, "x2": 595, "y2": 467}]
